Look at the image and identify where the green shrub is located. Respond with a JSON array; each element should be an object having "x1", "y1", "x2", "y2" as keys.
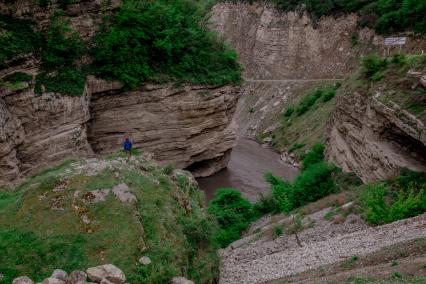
[
  {"x1": 288, "y1": 142, "x2": 304, "y2": 153},
  {"x1": 264, "y1": 172, "x2": 293, "y2": 213},
  {"x1": 33, "y1": 16, "x2": 86, "y2": 96},
  {"x1": 40, "y1": 16, "x2": 84, "y2": 71},
  {"x1": 296, "y1": 89, "x2": 323, "y2": 116},
  {"x1": 274, "y1": 226, "x2": 283, "y2": 237},
  {"x1": 92, "y1": 0, "x2": 241, "y2": 88},
  {"x1": 162, "y1": 164, "x2": 175, "y2": 175},
  {"x1": 361, "y1": 54, "x2": 388, "y2": 79},
  {"x1": 3, "y1": 72, "x2": 32, "y2": 83},
  {"x1": 301, "y1": 143, "x2": 325, "y2": 169},
  {"x1": 360, "y1": 183, "x2": 389, "y2": 224},
  {"x1": 321, "y1": 86, "x2": 337, "y2": 102},
  {"x1": 0, "y1": 14, "x2": 41, "y2": 67},
  {"x1": 35, "y1": 69, "x2": 85, "y2": 97},
  {"x1": 388, "y1": 186, "x2": 426, "y2": 221},
  {"x1": 263, "y1": 144, "x2": 337, "y2": 213},
  {"x1": 360, "y1": 170, "x2": 426, "y2": 224},
  {"x1": 283, "y1": 106, "x2": 295, "y2": 117},
  {"x1": 208, "y1": 188, "x2": 253, "y2": 248},
  {"x1": 292, "y1": 161, "x2": 337, "y2": 207}
]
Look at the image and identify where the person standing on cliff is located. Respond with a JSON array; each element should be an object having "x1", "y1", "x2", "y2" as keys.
[{"x1": 123, "y1": 136, "x2": 133, "y2": 162}]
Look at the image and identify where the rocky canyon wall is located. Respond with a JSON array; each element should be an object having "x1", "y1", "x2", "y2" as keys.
[
  {"x1": 0, "y1": 75, "x2": 239, "y2": 186},
  {"x1": 326, "y1": 74, "x2": 426, "y2": 182},
  {"x1": 211, "y1": 2, "x2": 426, "y2": 80},
  {"x1": 87, "y1": 81, "x2": 240, "y2": 177},
  {"x1": 0, "y1": 0, "x2": 241, "y2": 186},
  {"x1": 211, "y1": 3, "x2": 361, "y2": 80},
  {"x1": 212, "y1": 2, "x2": 426, "y2": 181}
]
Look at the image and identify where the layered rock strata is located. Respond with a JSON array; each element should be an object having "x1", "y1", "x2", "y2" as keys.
[
  {"x1": 0, "y1": 76, "x2": 240, "y2": 186},
  {"x1": 88, "y1": 82, "x2": 240, "y2": 177},
  {"x1": 211, "y1": 2, "x2": 426, "y2": 80},
  {"x1": 326, "y1": 89, "x2": 426, "y2": 182}
]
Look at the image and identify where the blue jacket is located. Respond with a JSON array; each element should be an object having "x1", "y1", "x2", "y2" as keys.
[{"x1": 123, "y1": 140, "x2": 132, "y2": 151}]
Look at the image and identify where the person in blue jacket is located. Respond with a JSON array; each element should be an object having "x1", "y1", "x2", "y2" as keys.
[{"x1": 123, "y1": 135, "x2": 133, "y2": 162}]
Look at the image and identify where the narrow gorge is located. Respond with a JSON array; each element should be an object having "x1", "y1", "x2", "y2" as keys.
[{"x1": 1, "y1": 0, "x2": 426, "y2": 283}]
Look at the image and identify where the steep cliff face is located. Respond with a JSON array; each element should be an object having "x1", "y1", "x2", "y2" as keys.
[
  {"x1": 0, "y1": 75, "x2": 239, "y2": 186},
  {"x1": 0, "y1": 0, "x2": 241, "y2": 186},
  {"x1": 0, "y1": 0, "x2": 120, "y2": 39},
  {"x1": 88, "y1": 82, "x2": 239, "y2": 177},
  {"x1": 211, "y1": 3, "x2": 426, "y2": 80},
  {"x1": 326, "y1": 65, "x2": 426, "y2": 182},
  {"x1": 1, "y1": 86, "x2": 93, "y2": 180},
  {"x1": 211, "y1": 3, "x2": 360, "y2": 79}
]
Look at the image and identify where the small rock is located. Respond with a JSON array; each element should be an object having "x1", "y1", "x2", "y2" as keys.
[
  {"x1": 262, "y1": 137, "x2": 272, "y2": 143},
  {"x1": 67, "y1": 270, "x2": 87, "y2": 284},
  {"x1": 420, "y1": 75, "x2": 426, "y2": 88},
  {"x1": 81, "y1": 214, "x2": 91, "y2": 224},
  {"x1": 42, "y1": 278, "x2": 65, "y2": 284},
  {"x1": 407, "y1": 69, "x2": 423, "y2": 78},
  {"x1": 13, "y1": 276, "x2": 34, "y2": 284},
  {"x1": 342, "y1": 201, "x2": 354, "y2": 210},
  {"x1": 112, "y1": 184, "x2": 137, "y2": 204},
  {"x1": 0, "y1": 273, "x2": 3, "y2": 281},
  {"x1": 114, "y1": 172, "x2": 120, "y2": 179},
  {"x1": 139, "y1": 256, "x2": 151, "y2": 265},
  {"x1": 171, "y1": 276, "x2": 195, "y2": 284},
  {"x1": 87, "y1": 264, "x2": 126, "y2": 284}
]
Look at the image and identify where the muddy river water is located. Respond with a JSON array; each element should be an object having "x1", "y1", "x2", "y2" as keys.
[{"x1": 197, "y1": 138, "x2": 299, "y2": 203}]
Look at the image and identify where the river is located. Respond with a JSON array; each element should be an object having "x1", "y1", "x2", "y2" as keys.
[{"x1": 197, "y1": 138, "x2": 299, "y2": 203}]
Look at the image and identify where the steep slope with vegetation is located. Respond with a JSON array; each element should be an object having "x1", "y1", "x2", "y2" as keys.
[
  {"x1": 211, "y1": 145, "x2": 426, "y2": 283},
  {"x1": 0, "y1": 0, "x2": 242, "y2": 185},
  {"x1": 326, "y1": 54, "x2": 426, "y2": 182},
  {"x1": 0, "y1": 153, "x2": 219, "y2": 283},
  {"x1": 1, "y1": 0, "x2": 241, "y2": 96}
]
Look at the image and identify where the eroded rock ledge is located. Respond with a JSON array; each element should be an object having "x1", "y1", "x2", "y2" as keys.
[
  {"x1": 326, "y1": 88, "x2": 426, "y2": 183},
  {"x1": 0, "y1": 76, "x2": 240, "y2": 186}
]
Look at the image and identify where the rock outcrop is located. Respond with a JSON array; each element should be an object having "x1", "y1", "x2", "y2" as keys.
[
  {"x1": 326, "y1": 78, "x2": 426, "y2": 182},
  {"x1": 211, "y1": 2, "x2": 426, "y2": 80},
  {"x1": 0, "y1": 77, "x2": 239, "y2": 185},
  {"x1": 88, "y1": 82, "x2": 240, "y2": 177},
  {"x1": 211, "y1": 3, "x2": 360, "y2": 80},
  {"x1": 0, "y1": 0, "x2": 241, "y2": 186}
]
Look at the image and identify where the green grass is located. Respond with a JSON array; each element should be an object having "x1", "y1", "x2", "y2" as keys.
[
  {"x1": 0, "y1": 157, "x2": 218, "y2": 283},
  {"x1": 272, "y1": 86, "x2": 337, "y2": 157},
  {"x1": 273, "y1": 226, "x2": 283, "y2": 238}
]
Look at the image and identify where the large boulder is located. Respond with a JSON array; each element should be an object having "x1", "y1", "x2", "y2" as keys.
[
  {"x1": 12, "y1": 276, "x2": 34, "y2": 284},
  {"x1": 67, "y1": 270, "x2": 87, "y2": 284},
  {"x1": 51, "y1": 269, "x2": 68, "y2": 281},
  {"x1": 86, "y1": 264, "x2": 125, "y2": 284}
]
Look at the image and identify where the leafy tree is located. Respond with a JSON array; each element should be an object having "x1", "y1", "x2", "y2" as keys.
[{"x1": 92, "y1": 0, "x2": 241, "y2": 88}]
